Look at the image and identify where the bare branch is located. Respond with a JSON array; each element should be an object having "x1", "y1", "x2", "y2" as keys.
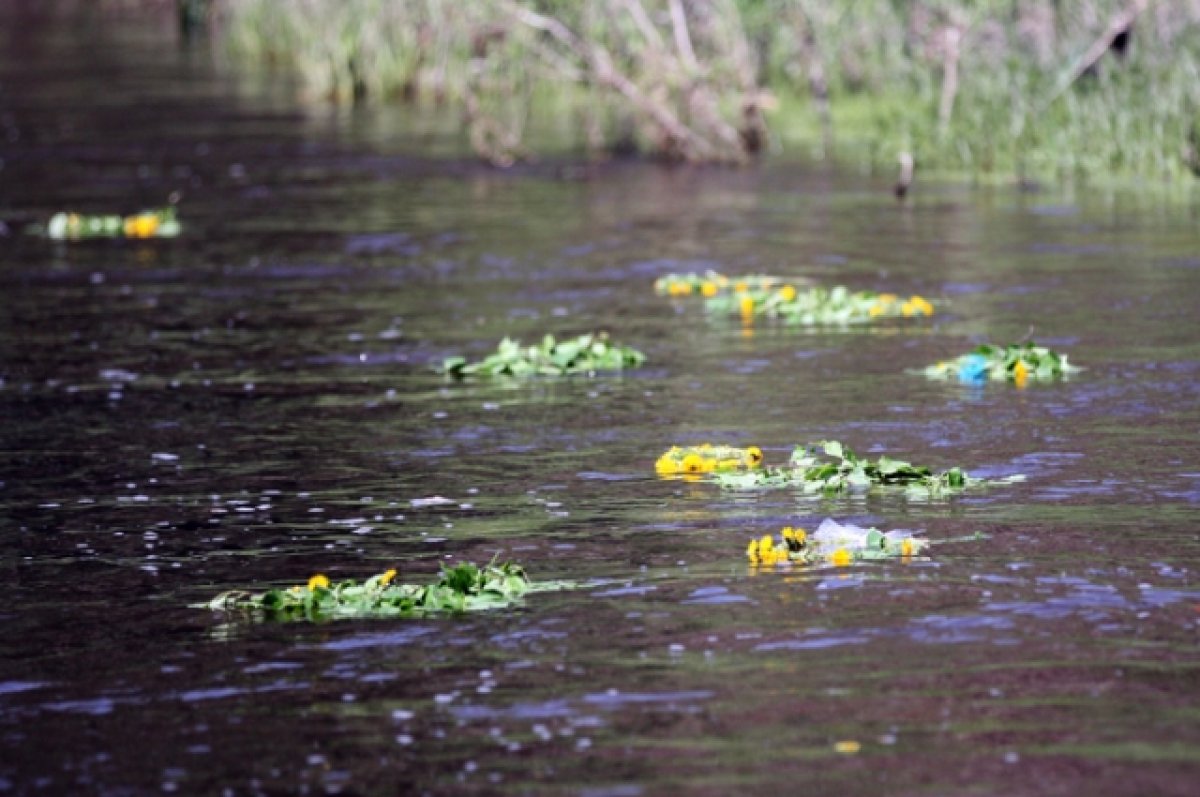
[
  {"x1": 1043, "y1": 0, "x2": 1151, "y2": 108},
  {"x1": 668, "y1": 0, "x2": 700, "y2": 74}
]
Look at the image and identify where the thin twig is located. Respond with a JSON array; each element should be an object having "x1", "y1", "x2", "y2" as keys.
[{"x1": 668, "y1": 0, "x2": 700, "y2": 74}]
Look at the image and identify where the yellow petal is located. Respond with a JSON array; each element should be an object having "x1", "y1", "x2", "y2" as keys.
[
  {"x1": 307, "y1": 574, "x2": 330, "y2": 591},
  {"x1": 830, "y1": 549, "x2": 851, "y2": 567}
]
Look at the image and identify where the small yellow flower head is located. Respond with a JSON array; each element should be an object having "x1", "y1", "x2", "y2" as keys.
[
  {"x1": 740, "y1": 296, "x2": 755, "y2": 317},
  {"x1": 701, "y1": 281, "x2": 718, "y2": 298},
  {"x1": 901, "y1": 538, "x2": 915, "y2": 558},
  {"x1": 878, "y1": 293, "x2": 898, "y2": 304},
  {"x1": 781, "y1": 526, "x2": 794, "y2": 542},
  {"x1": 746, "y1": 539, "x2": 759, "y2": 564},
  {"x1": 679, "y1": 283, "x2": 693, "y2": 296},
  {"x1": 123, "y1": 214, "x2": 160, "y2": 239},
  {"x1": 868, "y1": 304, "x2": 884, "y2": 317},
  {"x1": 793, "y1": 528, "x2": 807, "y2": 546},
  {"x1": 778, "y1": 285, "x2": 797, "y2": 302},
  {"x1": 307, "y1": 574, "x2": 331, "y2": 591},
  {"x1": 380, "y1": 568, "x2": 397, "y2": 586},
  {"x1": 745, "y1": 446, "x2": 763, "y2": 466},
  {"x1": 682, "y1": 453, "x2": 705, "y2": 473},
  {"x1": 716, "y1": 458, "x2": 740, "y2": 471},
  {"x1": 1013, "y1": 359, "x2": 1029, "y2": 388},
  {"x1": 901, "y1": 301, "x2": 916, "y2": 317},
  {"x1": 830, "y1": 549, "x2": 852, "y2": 567},
  {"x1": 655, "y1": 454, "x2": 680, "y2": 475},
  {"x1": 911, "y1": 296, "x2": 934, "y2": 315},
  {"x1": 834, "y1": 740, "x2": 861, "y2": 755},
  {"x1": 757, "y1": 535, "x2": 775, "y2": 561},
  {"x1": 734, "y1": 281, "x2": 749, "y2": 293},
  {"x1": 699, "y1": 457, "x2": 717, "y2": 473}
]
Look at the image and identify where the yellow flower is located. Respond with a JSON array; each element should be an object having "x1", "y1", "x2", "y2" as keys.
[
  {"x1": 745, "y1": 446, "x2": 763, "y2": 466},
  {"x1": 781, "y1": 526, "x2": 794, "y2": 541},
  {"x1": 307, "y1": 574, "x2": 331, "y2": 591},
  {"x1": 699, "y1": 457, "x2": 717, "y2": 473},
  {"x1": 834, "y1": 740, "x2": 861, "y2": 755},
  {"x1": 701, "y1": 281, "x2": 718, "y2": 297},
  {"x1": 900, "y1": 538, "x2": 914, "y2": 558},
  {"x1": 740, "y1": 296, "x2": 755, "y2": 317},
  {"x1": 380, "y1": 568, "x2": 397, "y2": 586},
  {"x1": 778, "y1": 285, "x2": 797, "y2": 302},
  {"x1": 746, "y1": 539, "x2": 759, "y2": 564},
  {"x1": 910, "y1": 295, "x2": 934, "y2": 316},
  {"x1": 830, "y1": 549, "x2": 852, "y2": 567},
  {"x1": 682, "y1": 453, "x2": 705, "y2": 473},
  {"x1": 679, "y1": 282, "x2": 693, "y2": 295},
  {"x1": 734, "y1": 281, "x2": 749, "y2": 293},
  {"x1": 757, "y1": 535, "x2": 775, "y2": 561},
  {"x1": 123, "y1": 214, "x2": 160, "y2": 239},
  {"x1": 901, "y1": 301, "x2": 916, "y2": 317},
  {"x1": 1013, "y1": 359, "x2": 1029, "y2": 388},
  {"x1": 869, "y1": 304, "x2": 884, "y2": 317},
  {"x1": 655, "y1": 454, "x2": 680, "y2": 475},
  {"x1": 878, "y1": 293, "x2": 898, "y2": 304}
]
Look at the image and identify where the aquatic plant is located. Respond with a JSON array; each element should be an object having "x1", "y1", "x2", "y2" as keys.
[
  {"x1": 442, "y1": 332, "x2": 645, "y2": 377},
  {"x1": 715, "y1": 439, "x2": 1021, "y2": 496},
  {"x1": 655, "y1": 444, "x2": 763, "y2": 476},
  {"x1": 923, "y1": 342, "x2": 1078, "y2": 386},
  {"x1": 654, "y1": 271, "x2": 784, "y2": 297},
  {"x1": 45, "y1": 207, "x2": 181, "y2": 240},
  {"x1": 746, "y1": 518, "x2": 930, "y2": 567},
  {"x1": 655, "y1": 271, "x2": 933, "y2": 324},
  {"x1": 204, "y1": 561, "x2": 575, "y2": 622}
]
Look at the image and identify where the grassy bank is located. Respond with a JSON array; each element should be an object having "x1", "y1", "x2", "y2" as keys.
[{"x1": 218, "y1": 0, "x2": 1200, "y2": 182}]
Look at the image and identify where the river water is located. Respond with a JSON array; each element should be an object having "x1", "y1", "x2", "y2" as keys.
[{"x1": 2, "y1": 5, "x2": 1198, "y2": 796}]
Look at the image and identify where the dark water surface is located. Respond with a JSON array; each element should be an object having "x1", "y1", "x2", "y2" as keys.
[{"x1": 2, "y1": 6, "x2": 1199, "y2": 796}]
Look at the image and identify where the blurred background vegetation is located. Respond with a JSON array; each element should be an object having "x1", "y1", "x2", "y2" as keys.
[{"x1": 211, "y1": 0, "x2": 1199, "y2": 182}]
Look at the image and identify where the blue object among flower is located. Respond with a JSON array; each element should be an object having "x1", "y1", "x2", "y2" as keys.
[{"x1": 957, "y1": 354, "x2": 989, "y2": 383}]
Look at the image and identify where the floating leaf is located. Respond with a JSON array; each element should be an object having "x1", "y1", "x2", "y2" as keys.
[
  {"x1": 711, "y1": 440, "x2": 1020, "y2": 497},
  {"x1": 655, "y1": 271, "x2": 934, "y2": 325},
  {"x1": 203, "y1": 561, "x2": 578, "y2": 623},
  {"x1": 45, "y1": 206, "x2": 181, "y2": 240},
  {"x1": 921, "y1": 342, "x2": 1079, "y2": 385},
  {"x1": 442, "y1": 332, "x2": 645, "y2": 378},
  {"x1": 747, "y1": 519, "x2": 931, "y2": 567}
]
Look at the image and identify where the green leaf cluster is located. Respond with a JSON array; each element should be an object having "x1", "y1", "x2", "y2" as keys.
[
  {"x1": 923, "y1": 342, "x2": 1079, "y2": 383},
  {"x1": 45, "y1": 206, "x2": 181, "y2": 240},
  {"x1": 714, "y1": 439, "x2": 1022, "y2": 496},
  {"x1": 748, "y1": 522, "x2": 930, "y2": 567},
  {"x1": 653, "y1": 271, "x2": 934, "y2": 325},
  {"x1": 709, "y1": 285, "x2": 933, "y2": 325},
  {"x1": 204, "y1": 561, "x2": 575, "y2": 623},
  {"x1": 442, "y1": 332, "x2": 646, "y2": 378},
  {"x1": 654, "y1": 271, "x2": 782, "y2": 296}
]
